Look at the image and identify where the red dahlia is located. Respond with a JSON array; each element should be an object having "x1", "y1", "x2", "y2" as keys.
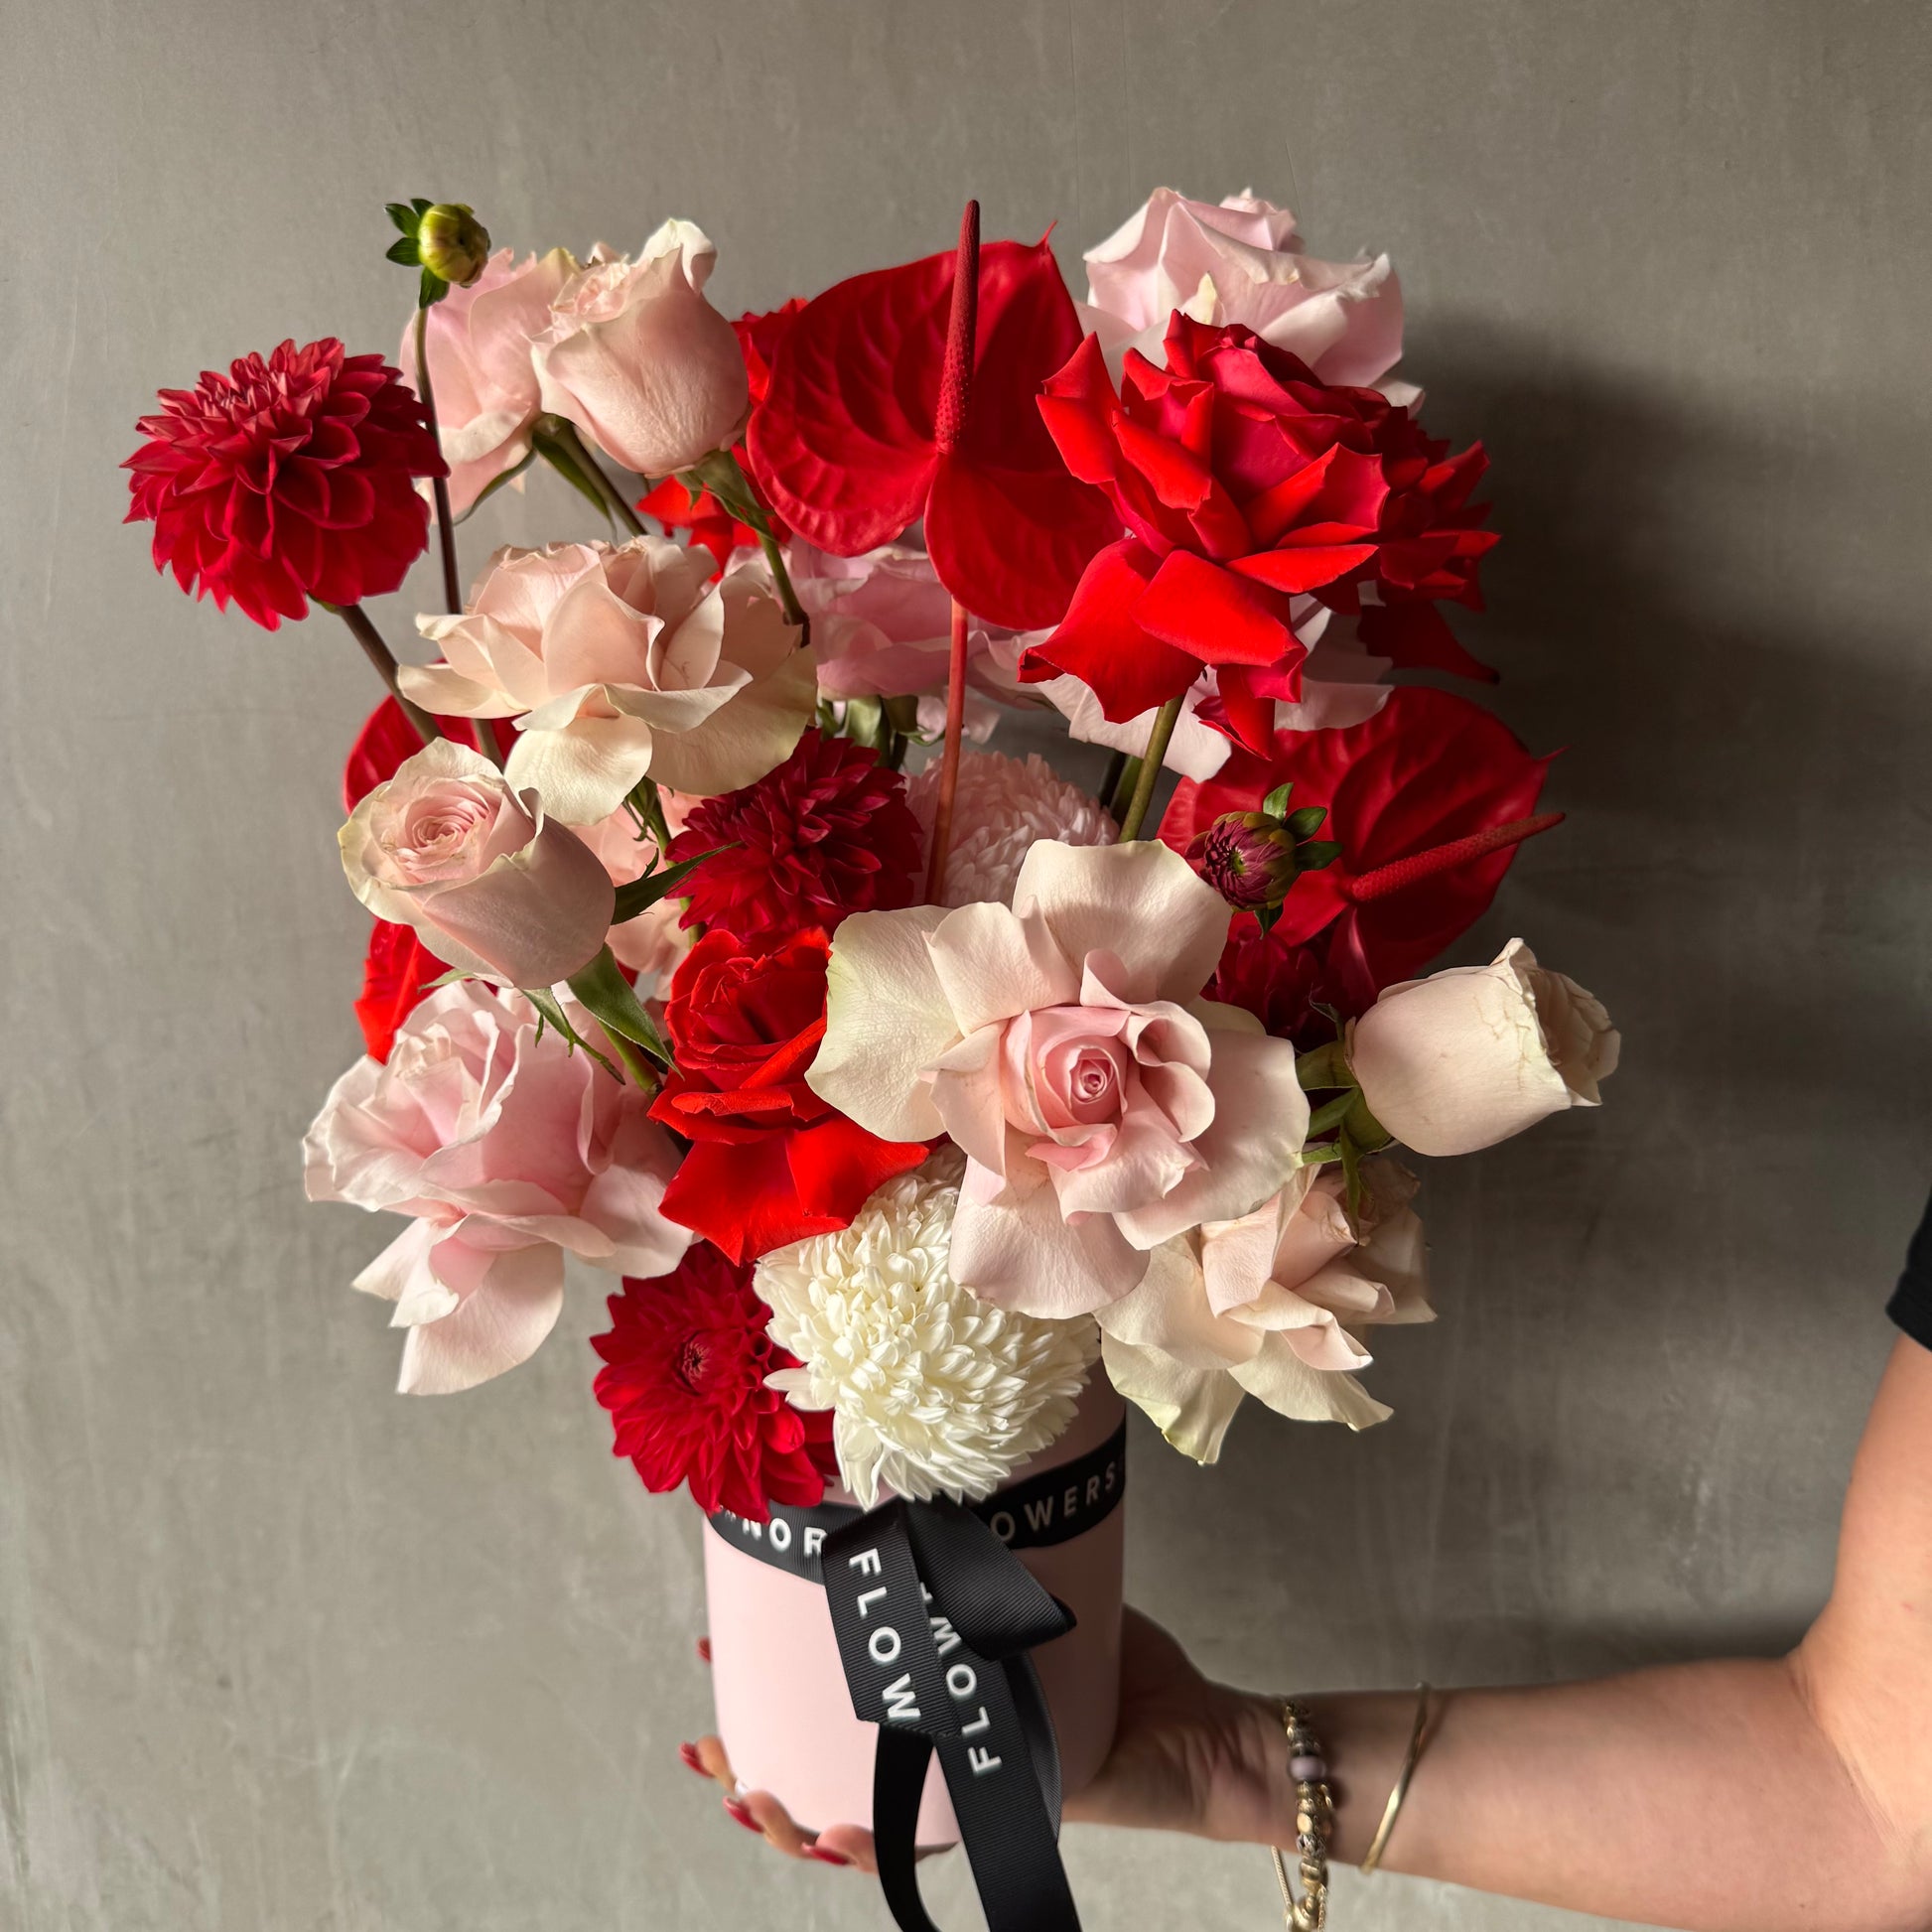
[
  {"x1": 666, "y1": 729, "x2": 923, "y2": 944},
  {"x1": 592, "y1": 1247, "x2": 833, "y2": 1521},
  {"x1": 124, "y1": 338, "x2": 446, "y2": 630}
]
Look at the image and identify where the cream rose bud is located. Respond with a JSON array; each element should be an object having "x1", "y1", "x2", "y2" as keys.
[
  {"x1": 533, "y1": 222, "x2": 750, "y2": 478},
  {"x1": 1348, "y1": 939, "x2": 1619, "y2": 1158},
  {"x1": 340, "y1": 739, "x2": 615, "y2": 990}
]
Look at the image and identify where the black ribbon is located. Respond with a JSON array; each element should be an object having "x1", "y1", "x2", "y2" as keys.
[{"x1": 708, "y1": 1425, "x2": 1126, "y2": 1932}]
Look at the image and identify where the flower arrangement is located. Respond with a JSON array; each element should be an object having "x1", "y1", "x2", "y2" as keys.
[{"x1": 130, "y1": 187, "x2": 1616, "y2": 1932}]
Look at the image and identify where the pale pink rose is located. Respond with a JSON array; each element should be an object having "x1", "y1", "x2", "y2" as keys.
[
  {"x1": 570, "y1": 809, "x2": 693, "y2": 995},
  {"x1": 1349, "y1": 939, "x2": 1619, "y2": 1157},
  {"x1": 339, "y1": 739, "x2": 614, "y2": 990},
  {"x1": 397, "y1": 535, "x2": 816, "y2": 822},
  {"x1": 303, "y1": 981, "x2": 691, "y2": 1394},
  {"x1": 532, "y1": 222, "x2": 749, "y2": 478},
  {"x1": 400, "y1": 247, "x2": 573, "y2": 516},
  {"x1": 1096, "y1": 1161, "x2": 1430, "y2": 1461},
  {"x1": 1081, "y1": 188, "x2": 1408, "y2": 394},
  {"x1": 808, "y1": 841, "x2": 1308, "y2": 1316},
  {"x1": 794, "y1": 543, "x2": 1030, "y2": 709}
]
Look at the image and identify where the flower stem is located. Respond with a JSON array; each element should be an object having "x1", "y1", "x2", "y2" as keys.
[
  {"x1": 334, "y1": 604, "x2": 442, "y2": 746},
  {"x1": 545, "y1": 418, "x2": 647, "y2": 536},
  {"x1": 1107, "y1": 755, "x2": 1142, "y2": 821},
  {"x1": 1117, "y1": 695, "x2": 1184, "y2": 841},
  {"x1": 924, "y1": 597, "x2": 973, "y2": 903},
  {"x1": 412, "y1": 305, "x2": 463, "y2": 613},
  {"x1": 683, "y1": 449, "x2": 809, "y2": 647}
]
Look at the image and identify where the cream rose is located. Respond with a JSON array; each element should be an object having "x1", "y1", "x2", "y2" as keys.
[
  {"x1": 532, "y1": 222, "x2": 749, "y2": 478},
  {"x1": 1348, "y1": 939, "x2": 1619, "y2": 1157},
  {"x1": 397, "y1": 535, "x2": 816, "y2": 822},
  {"x1": 1081, "y1": 188, "x2": 1407, "y2": 392},
  {"x1": 339, "y1": 739, "x2": 614, "y2": 990},
  {"x1": 808, "y1": 841, "x2": 1308, "y2": 1317},
  {"x1": 1098, "y1": 1160, "x2": 1431, "y2": 1461}
]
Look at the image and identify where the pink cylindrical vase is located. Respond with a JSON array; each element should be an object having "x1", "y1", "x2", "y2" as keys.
[{"x1": 701, "y1": 1380, "x2": 1126, "y2": 1844}]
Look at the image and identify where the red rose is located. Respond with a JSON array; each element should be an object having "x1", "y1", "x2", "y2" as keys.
[
  {"x1": 123, "y1": 338, "x2": 445, "y2": 631},
  {"x1": 650, "y1": 929, "x2": 929, "y2": 1263},
  {"x1": 1018, "y1": 316, "x2": 1388, "y2": 725},
  {"x1": 592, "y1": 1246, "x2": 833, "y2": 1521}
]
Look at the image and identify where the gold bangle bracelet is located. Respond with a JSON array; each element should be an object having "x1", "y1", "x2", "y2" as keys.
[{"x1": 1359, "y1": 1683, "x2": 1432, "y2": 1876}]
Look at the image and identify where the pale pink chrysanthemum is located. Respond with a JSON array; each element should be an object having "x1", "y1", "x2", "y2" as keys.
[{"x1": 906, "y1": 750, "x2": 1115, "y2": 908}]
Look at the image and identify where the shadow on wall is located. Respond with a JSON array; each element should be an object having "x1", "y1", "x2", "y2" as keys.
[{"x1": 1122, "y1": 319, "x2": 1932, "y2": 1693}]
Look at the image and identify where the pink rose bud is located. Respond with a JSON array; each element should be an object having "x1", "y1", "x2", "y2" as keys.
[
  {"x1": 1347, "y1": 939, "x2": 1618, "y2": 1158},
  {"x1": 532, "y1": 221, "x2": 750, "y2": 479},
  {"x1": 339, "y1": 739, "x2": 615, "y2": 990}
]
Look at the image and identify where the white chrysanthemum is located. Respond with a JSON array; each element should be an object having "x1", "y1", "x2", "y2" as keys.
[
  {"x1": 906, "y1": 750, "x2": 1115, "y2": 908},
  {"x1": 758, "y1": 1159, "x2": 1100, "y2": 1506}
]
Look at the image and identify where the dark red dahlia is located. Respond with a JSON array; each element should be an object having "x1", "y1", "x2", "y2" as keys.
[
  {"x1": 666, "y1": 729, "x2": 923, "y2": 944},
  {"x1": 124, "y1": 338, "x2": 446, "y2": 630},
  {"x1": 1207, "y1": 919, "x2": 1338, "y2": 1048},
  {"x1": 592, "y1": 1246, "x2": 833, "y2": 1521}
]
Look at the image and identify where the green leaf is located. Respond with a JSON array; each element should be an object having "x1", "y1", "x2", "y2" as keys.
[
  {"x1": 410, "y1": 197, "x2": 434, "y2": 217},
  {"x1": 610, "y1": 846, "x2": 731, "y2": 923},
  {"x1": 1285, "y1": 806, "x2": 1327, "y2": 838},
  {"x1": 1253, "y1": 900, "x2": 1282, "y2": 934},
  {"x1": 384, "y1": 236, "x2": 421, "y2": 266},
  {"x1": 1261, "y1": 780, "x2": 1295, "y2": 819},
  {"x1": 522, "y1": 987, "x2": 621, "y2": 1082},
  {"x1": 419, "y1": 266, "x2": 449, "y2": 309},
  {"x1": 456, "y1": 446, "x2": 538, "y2": 522},
  {"x1": 386, "y1": 202, "x2": 420, "y2": 235},
  {"x1": 423, "y1": 966, "x2": 483, "y2": 990},
  {"x1": 566, "y1": 947, "x2": 673, "y2": 1069},
  {"x1": 1298, "y1": 840, "x2": 1342, "y2": 873}
]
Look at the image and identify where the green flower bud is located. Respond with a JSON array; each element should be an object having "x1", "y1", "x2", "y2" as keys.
[{"x1": 416, "y1": 203, "x2": 490, "y2": 287}]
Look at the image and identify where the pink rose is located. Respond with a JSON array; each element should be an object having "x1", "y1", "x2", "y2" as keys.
[
  {"x1": 532, "y1": 222, "x2": 749, "y2": 478},
  {"x1": 339, "y1": 739, "x2": 615, "y2": 989},
  {"x1": 1081, "y1": 188, "x2": 1407, "y2": 394},
  {"x1": 1096, "y1": 1161, "x2": 1431, "y2": 1460},
  {"x1": 808, "y1": 840, "x2": 1309, "y2": 1316},
  {"x1": 398, "y1": 536, "x2": 815, "y2": 822},
  {"x1": 304, "y1": 982, "x2": 690, "y2": 1393},
  {"x1": 400, "y1": 246, "x2": 573, "y2": 516},
  {"x1": 1348, "y1": 939, "x2": 1619, "y2": 1157}
]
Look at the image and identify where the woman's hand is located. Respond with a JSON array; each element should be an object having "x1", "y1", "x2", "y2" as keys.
[{"x1": 1064, "y1": 1608, "x2": 1289, "y2": 1844}]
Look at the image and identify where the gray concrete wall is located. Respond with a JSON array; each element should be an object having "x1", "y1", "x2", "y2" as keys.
[{"x1": 5, "y1": 3, "x2": 1930, "y2": 1926}]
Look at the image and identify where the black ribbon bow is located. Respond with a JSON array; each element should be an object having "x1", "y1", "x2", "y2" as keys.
[{"x1": 820, "y1": 1497, "x2": 1082, "y2": 1932}]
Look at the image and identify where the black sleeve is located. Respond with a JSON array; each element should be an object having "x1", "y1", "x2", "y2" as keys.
[{"x1": 1885, "y1": 1190, "x2": 1932, "y2": 1350}]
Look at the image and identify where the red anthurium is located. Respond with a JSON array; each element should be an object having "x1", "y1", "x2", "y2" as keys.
[
  {"x1": 747, "y1": 222, "x2": 1116, "y2": 628},
  {"x1": 1164, "y1": 686, "x2": 1558, "y2": 1005},
  {"x1": 353, "y1": 918, "x2": 450, "y2": 1062},
  {"x1": 1019, "y1": 316, "x2": 1387, "y2": 723}
]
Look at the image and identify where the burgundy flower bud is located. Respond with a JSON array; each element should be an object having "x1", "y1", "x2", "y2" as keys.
[{"x1": 1188, "y1": 811, "x2": 1304, "y2": 909}]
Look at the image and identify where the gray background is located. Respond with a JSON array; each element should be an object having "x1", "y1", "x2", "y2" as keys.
[{"x1": 5, "y1": 2, "x2": 1929, "y2": 1927}]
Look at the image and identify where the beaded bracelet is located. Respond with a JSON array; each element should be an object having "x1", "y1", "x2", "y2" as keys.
[{"x1": 1270, "y1": 1700, "x2": 1334, "y2": 1932}]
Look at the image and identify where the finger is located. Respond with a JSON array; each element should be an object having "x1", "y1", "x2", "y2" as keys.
[
  {"x1": 739, "y1": 1787, "x2": 818, "y2": 1860},
  {"x1": 692, "y1": 1733, "x2": 736, "y2": 1790},
  {"x1": 810, "y1": 1823, "x2": 877, "y2": 1872}
]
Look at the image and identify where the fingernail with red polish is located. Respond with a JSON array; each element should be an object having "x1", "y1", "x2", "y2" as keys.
[
  {"x1": 807, "y1": 1846, "x2": 851, "y2": 1866},
  {"x1": 724, "y1": 1797, "x2": 761, "y2": 1834},
  {"x1": 696, "y1": 1637, "x2": 713, "y2": 1664},
  {"x1": 677, "y1": 1741, "x2": 706, "y2": 1776}
]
